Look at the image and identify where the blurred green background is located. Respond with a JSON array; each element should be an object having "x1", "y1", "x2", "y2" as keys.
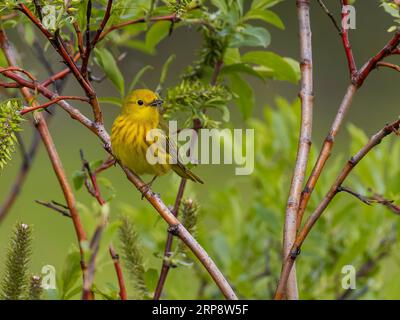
[{"x1": 1, "y1": 0, "x2": 400, "y2": 299}]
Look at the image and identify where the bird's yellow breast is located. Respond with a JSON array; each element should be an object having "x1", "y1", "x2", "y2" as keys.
[{"x1": 111, "y1": 115, "x2": 171, "y2": 176}]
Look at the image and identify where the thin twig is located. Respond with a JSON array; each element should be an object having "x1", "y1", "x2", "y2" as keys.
[
  {"x1": 316, "y1": 0, "x2": 341, "y2": 34},
  {"x1": 338, "y1": 186, "x2": 375, "y2": 205},
  {"x1": 81, "y1": 0, "x2": 92, "y2": 78},
  {"x1": 91, "y1": 0, "x2": 113, "y2": 48},
  {"x1": 377, "y1": 61, "x2": 400, "y2": 73},
  {"x1": 370, "y1": 194, "x2": 400, "y2": 215},
  {"x1": 35, "y1": 200, "x2": 71, "y2": 218},
  {"x1": 20, "y1": 96, "x2": 89, "y2": 115},
  {"x1": 339, "y1": 187, "x2": 400, "y2": 214}
]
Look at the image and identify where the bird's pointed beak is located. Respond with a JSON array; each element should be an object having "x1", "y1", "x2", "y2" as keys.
[{"x1": 150, "y1": 99, "x2": 163, "y2": 107}]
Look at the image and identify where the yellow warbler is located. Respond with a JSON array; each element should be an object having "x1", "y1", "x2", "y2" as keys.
[{"x1": 111, "y1": 89, "x2": 203, "y2": 188}]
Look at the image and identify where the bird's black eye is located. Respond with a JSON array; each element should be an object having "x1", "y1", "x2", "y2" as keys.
[{"x1": 137, "y1": 100, "x2": 144, "y2": 106}]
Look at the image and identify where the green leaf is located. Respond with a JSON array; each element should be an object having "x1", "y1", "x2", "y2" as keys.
[
  {"x1": 98, "y1": 221, "x2": 122, "y2": 258},
  {"x1": 224, "y1": 48, "x2": 241, "y2": 65},
  {"x1": 221, "y1": 63, "x2": 265, "y2": 82},
  {"x1": 283, "y1": 57, "x2": 301, "y2": 82},
  {"x1": 72, "y1": 170, "x2": 85, "y2": 190},
  {"x1": 0, "y1": 50, "x2": 7, "y2": 67},
  {"x1": 128, "y1": 65, "x2": 154, "y2": 93},
  {"x1": 381, "y1": 2, "x2": 400, "y2": 18},
  {"x1": 145, "y1": 21, "x2": 171, "y2": 54},
  {"x1": 98, "y1": 97, "x2": 123, "y2": 107},
  {"x1": 211, "y1": 0, "x2": 229, "y2": 13},
  {"x1": 95, "y1": 48, "x2": 125, "y2": 97},
  {"x1": 158, "y1": 54, "x2": 176, "y2": 90},
  {"x1": 251, "y1": 0, "x2": 283, "y2": 10},
  {"x1": 123, "y1": 40, "x2": 154, "y2": 54},
  {"x1": 244, "y1": 9, "x2": 284, "y2": 29},
  {"x1": 231, "y1": 25, "x2": 271, "y2": 48},
  {"x1": 89, "y1": 159, "x2": 104, "y2": 171},
  {"x1": 229, "y1": 74, "x2": 254, "y2": 119},
  {"x1": 144, "y1": 268, "x2": 159, "y2": 291},
  {"x1": 242, "y1": 51, "x2": 298, "y2": 83},
  {"x1": 59, "y1": 247, "x2": 81, "y2": 299}
]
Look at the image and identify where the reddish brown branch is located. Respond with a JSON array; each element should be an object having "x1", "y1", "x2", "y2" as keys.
[
  {"x1": 91, "y1": 0, "x2": 113, "y2": 48},
  {"x1": 20, "y1": 96, "x2": 89, "y2": 115},
  {"x1": 275, "y1": 118, "x2": 400, "y2": 299},
  {"x1": 355, "y1": 31, "x2": 400, "y2": 87},
  {"x1": 296, "y1": 31, "x2": 400, "y2": 231},
  {"x1": 317, "y1": 0, "x2": 357, "y2": 77},
  {"x1": 0, "y1": 26, "x2": 89, "y2": 293},
  {"x1": 73, "y1": 22, "x2": 85, "y2": 56},
  {"x1": 0, "y1": 66, "x2": 36, "y2": 81},
  {"x1": 99, "y1": 14, "x2": 178, "y2": 42},
  {"x1": 341, "y1": 0, "x2": 357, "y2": 78},
  {"x1": 81, "y1": 0, "x2": 92, "y2": 78},
  {"x1": 40, "y1": 12, "x2": 179, "y2": 89},
  {"x1": 18, "y1": 4, "x2": 103, "y2": 124}
]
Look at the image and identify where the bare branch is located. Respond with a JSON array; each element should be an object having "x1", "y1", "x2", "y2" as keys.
[
  {"x1": 281, "y1": 0, "x2": 314, "y2": 300},
  {"x1": 275, "y1": 118, "x2": 400, "y2": 299}
]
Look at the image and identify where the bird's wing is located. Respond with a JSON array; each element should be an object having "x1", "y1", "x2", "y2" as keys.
[
  {"x1": 157, "y1": 120, "x2": 182, "y2": 164},
  {"x1": 158, "y1": 120, "x2": 204, "y2": 184}
]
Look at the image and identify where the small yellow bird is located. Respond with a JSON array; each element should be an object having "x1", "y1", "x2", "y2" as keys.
[{"x1": 111, "y1": 89, "x2": 203, "y2": 190}]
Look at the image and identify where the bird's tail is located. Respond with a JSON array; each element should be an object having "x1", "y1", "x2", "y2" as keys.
[{"x1": 172, "y1": 164, "x2": 204, "y2": 184}]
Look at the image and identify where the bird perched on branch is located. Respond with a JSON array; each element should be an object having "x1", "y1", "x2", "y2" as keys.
[{"x1": 111, "y1": 89, "x2": 203, "y2": 192}]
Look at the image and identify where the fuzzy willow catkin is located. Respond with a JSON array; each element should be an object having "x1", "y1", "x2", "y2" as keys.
[
  {"x1": 1, "y1": 223, "x2": 33, "y2": 300},
  {"x1": 0, "y1": 99, "x2": 23, "y2": 170}
]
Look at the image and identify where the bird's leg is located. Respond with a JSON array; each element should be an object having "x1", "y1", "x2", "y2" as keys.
[{"x1": 139, "y1": 175, "x2": 158, "y2": 199}]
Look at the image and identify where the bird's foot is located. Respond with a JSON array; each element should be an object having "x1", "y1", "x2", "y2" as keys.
[
  {"x1": 139, "y1": 183, "x2": 152, "y2": 200},
  {"x1": 139, "y1": 176, "x2": 158, "y2": 200}
]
